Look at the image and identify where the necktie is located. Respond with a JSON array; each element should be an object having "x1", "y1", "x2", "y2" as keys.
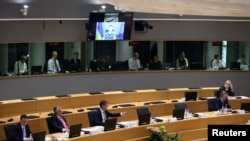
[
  {"x1": 54, "y1": 60, "x2": 58, "y2": 72},
  {"x1": 103, "y1": 111, "x2": 106, "y2": 122},
  {"x1": 23, "y1": 127, "x2": 26, "y2": 138},
  {"x1": 59, "y1": 117, "x2": 68, "y2": 129}
]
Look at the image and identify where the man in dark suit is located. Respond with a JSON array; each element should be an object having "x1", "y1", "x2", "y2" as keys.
[
  {"x1": 12, "y1": 114, "x2": 32, "y2": 141},
  {"x1": 216, "y1": 90, "x2": 232, "y2": 110},
  {"x1": 219, "y1": 80, "x2": 235, "y2": 96},
  {"x1": 69, "y1": 52, "x2": 81, "y2": 72},
  {"x1": 49, "y1": 105, "x2": 69, "y2": 133},
  {"x1": 93, "y1": 100, "x2": 128, "y2": 126}
]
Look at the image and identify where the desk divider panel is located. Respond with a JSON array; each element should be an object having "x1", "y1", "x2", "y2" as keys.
[
  {"x1": 70, "y1": 94, "x2": 102, "y2": 108},
  {"x1": 104, "y1": 93, "x2": 136, "y2": 104},
  {"x1": 1, "y1": 100, "x2": 37, "y2": 118},
  {"x1": 229, "y1": 98, "x2": 250, "y2": 109},
  {"x1": 36, "y1": 97, "x2": 71, "y2": 112},
  {"x1": 135, "y1": 91, "x2": 168, "y2": 102}
]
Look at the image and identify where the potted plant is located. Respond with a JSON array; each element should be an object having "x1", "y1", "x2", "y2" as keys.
[{"x1": 147, "y1": 126, "x2": 179, "y2": 141}]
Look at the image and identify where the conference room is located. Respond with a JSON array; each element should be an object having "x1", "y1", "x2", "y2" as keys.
[{"x1": 1, "y1": 0, "x2": 250, "y2": 141}]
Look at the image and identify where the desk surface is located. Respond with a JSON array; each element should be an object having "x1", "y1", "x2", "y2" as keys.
[{"x1": 45, "y1": 112, "x2": 250, "y2": 141}]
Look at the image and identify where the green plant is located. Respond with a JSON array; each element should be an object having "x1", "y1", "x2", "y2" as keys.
[{"x1": 147, "y1": 126, "x2": 179, "y2": 141}]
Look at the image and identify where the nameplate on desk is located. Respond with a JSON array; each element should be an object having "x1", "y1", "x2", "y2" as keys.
[
  {"x1": 89, "y1": 92, "x2": 104, "y2": 95},
  {"x1": 21, "y1": 98, "x2": 37, "y2": 101},
  {"x1": 168, "y1": 117, "x2": 177, "y2": 122},
  {"x1": 122, "y1": 90, "x2": 136, "y2": 93},
  {"x1": 155, "y1": 88, "x2": 168, "y2": 91},
  {"x1": 56, "y1": 95, "x2": 69, "y2": 98}
]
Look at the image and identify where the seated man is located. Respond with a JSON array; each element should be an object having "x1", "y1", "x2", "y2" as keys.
[
  {"x1": 219, "y1": 80, "x2": 235, "y2": 96},
  {"x1": 215, "y1": 90, "x2": 231, "y2": 111},
  {"x1": 49, "y1": 106, "x2": 69, "y2": 133},
  {"x1": 12, "y1": 114, "x2": 32, "y2": 141},
  {"x1": 93, "y1": 100, "x2": 128, "y2": 126},
  {"x1": 14, "y1": 55, "x2": 28, "y2": 75},
  {"x1": 128, "y1": 52, "x2": 140, "y2": 71},
  {"x1": 69, "y1": 52, "x2": 81, "y2": 72},
  {"x1": 149, "y1": 55, "x2": 162, "y2": 70}
]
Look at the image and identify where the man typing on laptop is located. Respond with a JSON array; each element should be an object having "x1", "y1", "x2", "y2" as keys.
[{"x1": 93, "y1": 100, "x2": 128, "y2": 126}]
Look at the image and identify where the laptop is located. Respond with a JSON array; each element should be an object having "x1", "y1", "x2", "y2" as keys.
[
  {"x1": 185, "y1": 91, "x2": 197, "y2": 101},
  {"x1": 69, "y1": 123, "x2": 82, "y2": 138},
  {"x1": 138, "y1": 112, "x2": 151, "y2": 126},
  {"x1": 104, "y1": 118, "x2": 117, "y2": 131},
  {"x1": 240, "y1": 103, "x2": 250, "y2": 113},
  {"x1": 31, "y1": 66, "x2": 42, "y2": 75},
  {"x1": 32, "y1": 130, "x2": 46, "y2": 141},
  {"x1": 173, "y1": 109, "x2": 185, "y2": 120}
]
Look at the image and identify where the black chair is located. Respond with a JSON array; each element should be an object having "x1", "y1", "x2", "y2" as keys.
[
  {"x1": 207, "y1": 98, "x2": 218, "y2": 111},
  {"x1": 88, "y1": 111, "x2": 97, "y2": 127},
  {"x1": 46, "y1": 117, "x2": 53, "y2": 134},
  {"x1": 4, "y1": 123, "x2": 16, "y2": 141},
  {"x1": 136, "y1": 107, "x2": 150, "y2": 115},
  {"x1": 214, "y1": 90, "x2": 220, "y2": 98},
  {"x1": 175, "y1": 102, "x2": 187, "y2": 110}
]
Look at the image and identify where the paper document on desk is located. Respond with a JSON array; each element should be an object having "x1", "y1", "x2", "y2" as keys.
[
  {"x1": 195, "y1": 113, "x2": 207, "y2": 118},
  {"x1": 118, "y1": 121, "x2": 136, "y2": 128},
  {"x1": 82, "y1": 126, "x2": 104, "y2": 134}
]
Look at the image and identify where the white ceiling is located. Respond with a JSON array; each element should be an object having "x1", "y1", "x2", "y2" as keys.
[{"x1": 98, "y1": 0, "x2": 250, "y2": 17}]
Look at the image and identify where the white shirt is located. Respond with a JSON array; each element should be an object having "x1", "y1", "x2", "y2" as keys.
[
  {"x1": 47, "y1": 58, "x2": 61, "y2": 73},
  {"x1": 14, "y1": 61, "x2": 27, "y2": 74},
  {"x1": 212, "y1": 59, "x2": 223, "y2": 69},
  {"x1": 128, "y1": 58, "x2": 140, "y2": 70},
  {"x1": 100, "y1": 109, "x2": 106, "y2": 123}
]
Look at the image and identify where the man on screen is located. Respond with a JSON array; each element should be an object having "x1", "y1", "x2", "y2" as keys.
[{"x1": 103, "y1": 25, "x2": 116, "y2": 40}]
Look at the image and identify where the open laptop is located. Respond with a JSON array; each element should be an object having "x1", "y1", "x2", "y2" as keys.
[
  {"x1": 31, "y1": 66, "x2": 42, "y2": 75},
  {"x1": 32, "y1": 130, "x2": 46, "y2": 141},
  {"x1": 138, "y1": 112, "x2": 151, "y2": 126},
  {"x1": 69, "y1": 123, "x2": 82, "y2": 138},
  {"x1": 240, "y1": 103, "x2": 250, "y2": 113},
  {"x1": 173, "y1": 109, "x2": 185, "y2": 120},
  {"x1": 104, "y1": 118, "x2": 117, "y2": 131},
  {"x1": 185, "y1": 91, "x2": 197, "y2": 101}
]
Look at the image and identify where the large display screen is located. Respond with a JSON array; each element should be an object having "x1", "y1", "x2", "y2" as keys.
[{"x1": 87, "y1": 12, "x2": 134, "y2": 41}]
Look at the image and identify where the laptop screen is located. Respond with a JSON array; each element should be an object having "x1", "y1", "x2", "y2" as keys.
[
  {"x1": 32, "y1": 130, "x2": 46, "y2": 141},
  {"x1": 173, "y1": 109, "x2": 185, "y2": 120},
  {"x1": 104, "y1": 118, "x2": 117, "y2": 131},
  {"x1": 241, "y1": 103, "x2": 250, "y2": 112},
  {"x1": 138, "y1": 112, "x2": 151, "y2": 126},
  {"x1": 185, "y1": 91, "x2": 197, "y2": 101},
  {"x1": 69, "y1": 123, "x2": 82, "y2": 138}
]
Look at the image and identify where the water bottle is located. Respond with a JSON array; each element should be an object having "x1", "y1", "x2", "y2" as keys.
[
  {"x1": 30, "y1": 134, "x2": 33, "y2": 141},
  {"x1": 224, "y1": 104, "x2": 228, "y2": 114}
]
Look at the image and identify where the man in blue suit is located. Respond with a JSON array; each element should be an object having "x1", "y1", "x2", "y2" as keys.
[
  {"x1": 12, "y1": 114, "x2": 32, "y2": 141},
  {"x1": 93, "y1": 100, "x2": 128, "y2": 126},
  {"x1": 49, "y1": 105, "x2": 69, "y2": 133},
  {"x1": 216, "y1": 90, "x2": 232, "y2": 110}
]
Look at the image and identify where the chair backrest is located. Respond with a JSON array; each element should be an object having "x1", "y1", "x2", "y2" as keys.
[
  {"x1": 88, "y1": 111, "x2": 97, "y2": 127},
  {"x1": 207, "y1": 98, "x2": 218, "y2": 111},
  {"x1": 136, "y1": 107, "x2": 149, "y2": 115},
  {"x1": 46, "y1": 117, "x2": 53, "y2": 134},
  {"x1": 214, "y1": 90, "x2": 220, "y2": 98},
  {"x1": 4, "y1": 123, "x2": 16, "y2": 141},
  {"x1": 175, "y1": 102, "x2": 187, "y2": 110}
]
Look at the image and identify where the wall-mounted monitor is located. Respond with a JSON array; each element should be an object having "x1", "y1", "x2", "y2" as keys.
[{"x1": 87, "y1": 12, "x2": 134, "y2": 41}]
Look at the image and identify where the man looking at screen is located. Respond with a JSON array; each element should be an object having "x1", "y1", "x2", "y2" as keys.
[{"x1": 103, "y1": 25, "x2": 116, "y2": 40}]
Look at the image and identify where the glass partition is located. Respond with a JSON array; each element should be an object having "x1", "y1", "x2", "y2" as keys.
[{"x1": 0, "y1": 41, "x2": 249, "y2": 77}]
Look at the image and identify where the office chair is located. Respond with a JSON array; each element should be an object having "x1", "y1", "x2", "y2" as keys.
[
  {"x1": 207, "y1": 98, "x2": 218, "y2": 111},
  {"x1": 88, "y1": 111, "x2": 96, "y2": 127},
  {"x1": 136, "y1": 107, "x2": 150, "y2": 115},
  {"x1": 46, "y1": 117, "x2": 53, "y2": 134},
  {"x1": 214, "y1": 90, "x2": 220, "y2": 98},
  {"x1": 4, "y1": 123, "x2": 16, "y2": 141},
  {"x1": 175, "y1": 102, "x2": 187, "y2": 110}
]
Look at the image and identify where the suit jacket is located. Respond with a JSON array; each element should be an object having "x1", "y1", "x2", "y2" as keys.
[
  {"x1": 93, "y1": 109, "x2": 121, "y2": 126},
  {"x1": 13, "y1": 123, "x2": 31, "y2": 141},
  {"x1": 215, "y1": 97, "x2": 231, "y2": 110},
  {"x1": 49, "y1": 114, "x2": 68, "y2": 133},
  {"x1": 69, "y1": 58, "x2": 81, "y2": 72},
  {"x1": 219, "y1": 86, "x2": 235, "y2": 96}
]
